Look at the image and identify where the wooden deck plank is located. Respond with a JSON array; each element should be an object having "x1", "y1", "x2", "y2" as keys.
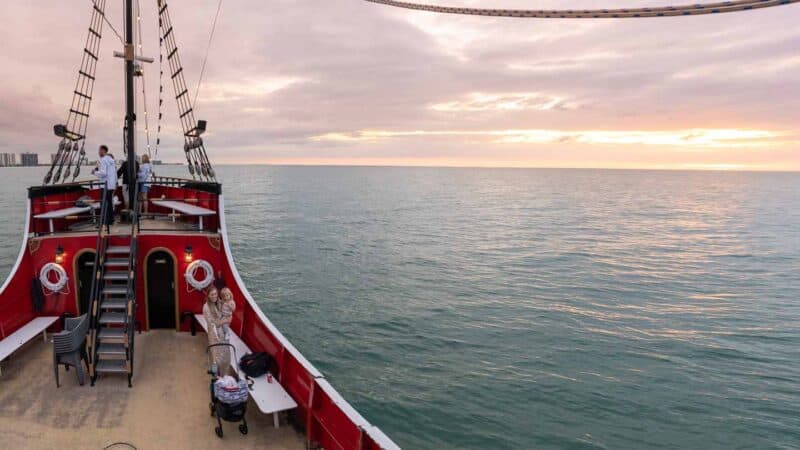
[{"x1": 0, "y1": 330, "x2": 305, "y2": 449}]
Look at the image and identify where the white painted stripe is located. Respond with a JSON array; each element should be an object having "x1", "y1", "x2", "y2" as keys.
[
  {"x1": 218, "y1": 195, "x2": 400, "y2": 448},
  {"x1": 218, "y1": 196, "x2": 322, "y2": 378},
  {"x1": 0, "y1": 200, "x2": 31, "y2": 298}
]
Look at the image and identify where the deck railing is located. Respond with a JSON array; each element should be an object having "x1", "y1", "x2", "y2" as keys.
[
  {"x1": 125, "y1": 181, "x2": 140, "y2": 382},
  {"x1": 87, "y1": 186, "x2": 110, "y2": 374}
]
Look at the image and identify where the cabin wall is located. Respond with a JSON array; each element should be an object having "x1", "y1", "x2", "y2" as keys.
[{"x1": 135, "y1": 234, "x2": 227, "y2": 331}]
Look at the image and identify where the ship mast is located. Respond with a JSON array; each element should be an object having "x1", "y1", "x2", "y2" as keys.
[{"x1": 124, "y1": 0, "x2": 136, "y2": 210}]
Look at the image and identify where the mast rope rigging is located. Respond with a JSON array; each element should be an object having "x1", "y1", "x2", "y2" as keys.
[
  {"x1": 135, "y1": 0, "x2": 152, "y2": 157},
  {"x1": 155, "y1": 6, "x2": 165, "y2": 158},
  {"x1": 158, "y1": 0, "x2": 216, "y2": 181},
  {"x1": 363, "y1": 0, "x2": 799, "y2": 18},
  {"x1": 44, "y1": 0, "x2": 107, "y2": 185},
  {"x1": 193, "y1": 0, "x2": 223, "y2": 109},
  {"x1": 94, "y1": 0, "x2": 124, "y2": 43}
]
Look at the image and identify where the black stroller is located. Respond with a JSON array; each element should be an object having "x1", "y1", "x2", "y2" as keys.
[{"x1": 207, "y1": 343, "x2": 249, "y2": 438}]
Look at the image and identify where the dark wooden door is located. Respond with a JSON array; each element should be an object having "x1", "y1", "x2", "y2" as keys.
[
  {"x1": 147, "y1": 251, "x2": 176, "y2": 329},
  {"x1": 76, "y1": 251, "x2": 96, "y2": 315}
]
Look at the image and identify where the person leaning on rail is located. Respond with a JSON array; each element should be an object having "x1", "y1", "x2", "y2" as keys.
[{"x1": 92, "y1": 145, "x2": 117, "y2": 232}]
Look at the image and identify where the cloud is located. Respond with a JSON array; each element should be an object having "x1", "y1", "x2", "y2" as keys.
[
  {"x1": 430, "y1": 92, "x2": 579, "y2": 112},
  {"x1": 0, "y1": 0, "x2": 797, "y2": 170},
  {"x1": 311, "y1": 127, "x2": 791, "y2": 149}
]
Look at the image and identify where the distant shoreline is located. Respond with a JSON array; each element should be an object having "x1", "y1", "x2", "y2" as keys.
[{"x1": 0, "y1": 164, "x2": 796, "y2": 173}]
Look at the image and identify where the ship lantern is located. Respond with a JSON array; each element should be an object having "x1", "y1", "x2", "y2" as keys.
[
  {"x1": 184, "y1": 246, "x2": 193, "y2": 263},
  {"x1": 55, "y1": 245, "x2": 65, "y2": 264}
]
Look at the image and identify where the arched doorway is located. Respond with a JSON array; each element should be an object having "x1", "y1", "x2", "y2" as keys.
[
  {"x1": 75, "y1": 251, "x2": 96, "y2": 315},
  {"x1": 146, "y1": 250, "x2": 177, "y2": 329}
]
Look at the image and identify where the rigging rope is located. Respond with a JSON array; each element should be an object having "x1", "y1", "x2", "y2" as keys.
[
  {"x1": 363, "y1": 0, "x2": 799, "y2": 18},
  {"x1": 193, "y1": 0, "x2": 223, "y2": 109},
  {"x1": 91, "y1": 0, "x2": 124, "y2": 42},
  {"x1": 155, "y1": 7, "x2": 165, "y2": 158},
  {"x1": 45, "y1": 0, "x2": 107, "y2": 184},
  {"x1": 158, "y1": 0, "x2": 216, "y2": 181},
  {"x1": 135, "y1": 0, "x2": 152, "y2": 157}
]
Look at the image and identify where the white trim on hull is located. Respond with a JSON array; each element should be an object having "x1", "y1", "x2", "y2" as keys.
[
  {"x1": 0, "y1": 200, "x2": 31, "y2": 296},
  {"x1": 217, "y1": 195, "x2": 400, "y2": 450}
]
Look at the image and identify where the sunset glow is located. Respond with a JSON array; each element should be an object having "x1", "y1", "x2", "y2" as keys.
[{"x1": 0, "y1": 1, "x2": 796, "y2": 171}]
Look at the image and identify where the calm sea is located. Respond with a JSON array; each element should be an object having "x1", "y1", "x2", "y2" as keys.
[{"x1": 1, "y1": 166, "x2": 799, "y2": 449}]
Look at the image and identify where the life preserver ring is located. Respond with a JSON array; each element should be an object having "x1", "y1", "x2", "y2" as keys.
[
  {"x1": 40, "y1": 263, "x2": 69, "y2": 293},
  {"x1": 185, "y1": 259, "x2": 214, "y2": 291}
]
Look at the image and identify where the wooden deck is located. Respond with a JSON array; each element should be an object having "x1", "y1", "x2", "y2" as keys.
[
  {"x1": 67, "y1": 216, "x2": 212, "y2": 235},
  {"x1": 0, "y1": 330, "x2": 305, "y2": 449}
]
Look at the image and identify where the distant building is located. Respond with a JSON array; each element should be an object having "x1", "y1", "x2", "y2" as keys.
[
  {"x1": 152, "y1": 160, "x2": 163, "y2": 165},
  {"x1": 0, "y1": 153, "x2": 17, "y2": 167},
  {"x1": 20, "y1": 153, "x2": 38, "y2": 166}
]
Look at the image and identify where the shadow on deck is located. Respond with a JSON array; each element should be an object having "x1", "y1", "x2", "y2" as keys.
[{"x1": 0, "y1": 330, "x2": 304, "y2": 449}]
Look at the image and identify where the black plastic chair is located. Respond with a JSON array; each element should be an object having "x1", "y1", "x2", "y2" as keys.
[{"x1": 53, "y1": 314, "x2": 89, "y2": 387}]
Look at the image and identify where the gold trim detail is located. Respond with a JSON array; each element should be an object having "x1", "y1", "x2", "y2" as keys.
[{"x1": 28, "y1": 240, "x2": 41, "y2": 255}]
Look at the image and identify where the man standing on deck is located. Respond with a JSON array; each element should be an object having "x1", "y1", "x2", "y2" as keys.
[
  {"x1": 117, "y1": 157, "x2": 139, "y2": 220},
  {"x1": 92, "y1": 145, "x2": 117, "y2": 231}
]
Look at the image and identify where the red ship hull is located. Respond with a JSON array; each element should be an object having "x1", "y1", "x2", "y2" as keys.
[{"x1": 0, "y1": 181, "x2": 397, "y2": 450}]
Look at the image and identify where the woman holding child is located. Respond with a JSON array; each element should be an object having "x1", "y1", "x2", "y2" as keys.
[{"x1": 203, "y1": 286, "x2": 236, "y2": 368}]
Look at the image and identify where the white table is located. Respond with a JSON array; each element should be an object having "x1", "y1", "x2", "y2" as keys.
[
  {"x1": 195, "y1": 315, "x2": 298, "y2": 427},
  {"x1": 151, "y1": 200, "x2": 216, "y2": 231},
  {"x1": 34, "y1": 197, "x2": 121, "y2": 233},
  {"x1": 35, "y1": 207, "x2": 92, "y2": 233},
  {"x1": 0, "y1": 316, "x2": 59, "y2": 375}
]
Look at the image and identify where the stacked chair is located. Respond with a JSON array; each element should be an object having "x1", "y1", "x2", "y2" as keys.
[{"x1": 53, "y1": 314, "x2": 89, "y2": 387}]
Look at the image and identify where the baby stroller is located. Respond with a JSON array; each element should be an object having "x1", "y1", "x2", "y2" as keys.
[{"x1": 207, "y1": 343, "x2": 249, "y2": 438}]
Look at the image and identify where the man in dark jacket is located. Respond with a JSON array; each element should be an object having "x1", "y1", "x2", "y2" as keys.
[{"x1": 117, "y1": 158, "x2": 139, "y2": 215}]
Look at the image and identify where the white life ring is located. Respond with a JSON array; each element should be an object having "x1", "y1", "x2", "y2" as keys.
[
  {"x1": 40, "y1": 263, "x2": 69, "y2": 293},
  {"x1": 185, "y1": 259, "x2": 214, "y2": 291}
]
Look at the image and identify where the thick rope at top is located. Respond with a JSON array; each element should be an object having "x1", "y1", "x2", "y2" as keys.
[{"x1": 363, "y1": 0, "x2": 799, "y2": 18}]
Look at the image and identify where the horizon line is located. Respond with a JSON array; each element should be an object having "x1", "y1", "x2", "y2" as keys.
[{"x1": 206, "y1": 163, "x2": 800, "y2": 173}]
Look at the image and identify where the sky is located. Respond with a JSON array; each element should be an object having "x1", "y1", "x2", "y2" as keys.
[{"x1": 0, "y1": 0, "x2": 798, "y2": 170}]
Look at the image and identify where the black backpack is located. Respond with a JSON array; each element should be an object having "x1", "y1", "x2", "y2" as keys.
[{"x1": 239, "y1": 352, "x2": 273, "y2": 378}]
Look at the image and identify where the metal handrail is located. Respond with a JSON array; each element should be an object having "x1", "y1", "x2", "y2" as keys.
[
  {"x1": 87, "y1": 186, "x2": 110, "y2": 369},
  {"x1": 150, "y1": 175, "x2": 219, "y2": 186},
  {"x1": 125, "y1": 180, "x2": 140, "y2": 376}
]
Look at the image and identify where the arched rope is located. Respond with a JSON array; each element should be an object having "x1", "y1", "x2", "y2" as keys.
[{"x1": 363, "y1": 0, "x2": 799, "y2": 18}]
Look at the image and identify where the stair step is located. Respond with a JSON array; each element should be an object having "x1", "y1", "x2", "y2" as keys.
[
  {"x1": 104, "y1": 272, "x2": 129, "y2": 281},
  {"x1": 98, "y1": 328, "x2": 126, "y2": 342},
  {"x1": 105, "y1": 258, "x2": 129, "y2": 267},
  {"x1": 102, "y1": 286, "x2": 128, "y2": 295},
  {"x1": 101, "y1": 298, "x2": 128, "y2": 310},
  {"x1": 106, "y1": 246, "x2": 131, "y2": 254},
  {"x1": 95, "y1": 359, "x2": 128, "y2": 373},
  {"x1": 97, "y1": 343, "x2": 127, "y2": 356},
  {"x1": 99, "y1": 312, "x2": 126, "y2": 325}
]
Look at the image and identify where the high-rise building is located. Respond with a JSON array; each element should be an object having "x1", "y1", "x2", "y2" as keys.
[
  {"x1": 20, "y1": 153, "x2": 39, "y2": 167},
  {"x1": 0, "y1": 153, "x2": 17, "y2": 167}
]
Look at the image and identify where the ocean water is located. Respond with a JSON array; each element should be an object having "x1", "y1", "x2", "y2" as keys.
[{"x1": 1, "y1": 166, "x2": 799, "y2": 449}]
